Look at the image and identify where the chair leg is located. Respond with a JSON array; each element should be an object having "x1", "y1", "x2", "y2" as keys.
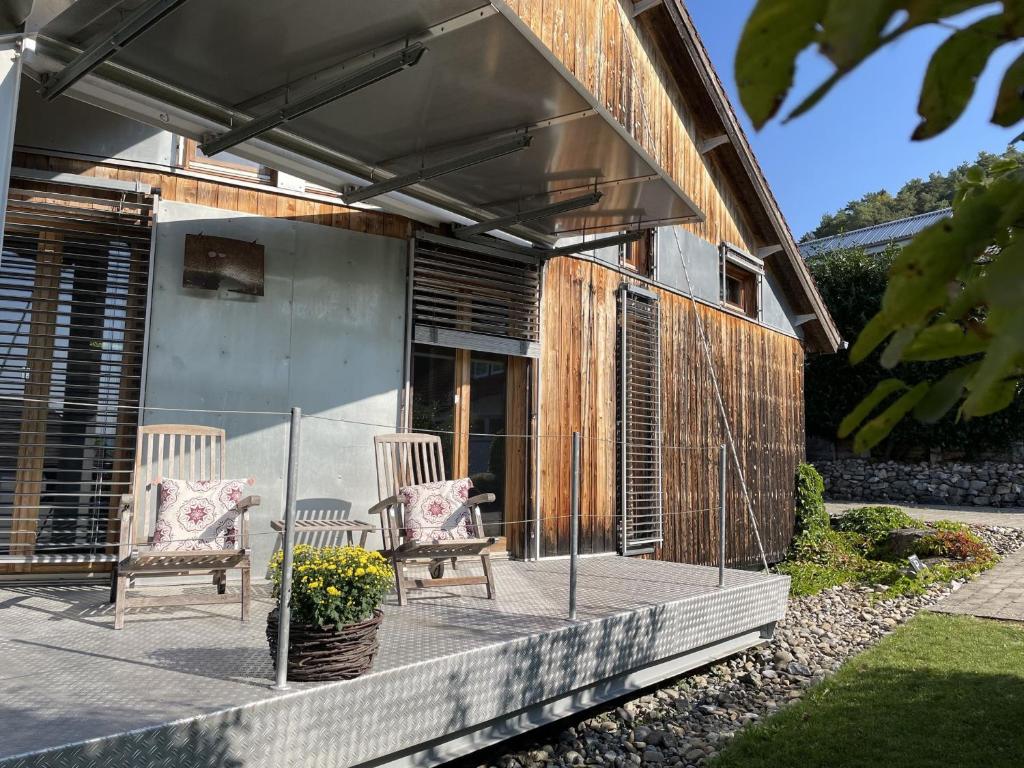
[
  {"x1": 113, "y1": 574, "x2": 129, "y2": 630},
  {"x1": 481, "y1": 553, "x2": 495, "y2": 600},
  {"x1": 240, "y1": 568, "x2": 251, "y2": 622},
  {"x1": 215, "y1": 570, "x2": 227, "y2": 595},
  {"x1": 394, "y1": 562, "x2": 407, "y2": 606},
  {"x1": 109, "y1": 565, "x2": 118, "y2": 604}
]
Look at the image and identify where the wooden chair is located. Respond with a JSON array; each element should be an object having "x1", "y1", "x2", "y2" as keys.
[
  {"x1": 111, "y1": 424, "x2": 260, "y2": 629},
  {"x1": 371, "y1": 433, "x2": 498, "y2": 605}
]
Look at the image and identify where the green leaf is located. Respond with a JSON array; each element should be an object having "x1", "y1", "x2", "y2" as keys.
[
  {"x1": 962, "y1": 310, "x2": 1024, "y2": 417},
  {"x1": 853, "y1": 383, "x2": 930, "y2": 453},
  {"x1": 850, "y1": 312, "x2": 896, "y2": 364},
  {"x1": 913, "y1": 15, "x2": 1008, "y2": 140},
  {"x1": 901, "y1": 0, "x2": 992, "y2": 29},
  {"x1": 735, "y1": 0, "x2": 828, "y2": 128},
  {"x1": 880, "y1": 325, "x2": 920, "y2": 368},
  {"x1": 912, "y1": 362, "x2": 980, "y2": 423},
  {"x1": 819, "y1": 1, "x2": 899, "y2": 68},
  {"x1": 901, "y1": 322, "x2": 989, "y2": 361},
  {"x1": 994, "y1": 51, "x2": 1024, "y2": 126},
  {"x1": 838, "y1": 378, "x2": 907, "y2": 438}
]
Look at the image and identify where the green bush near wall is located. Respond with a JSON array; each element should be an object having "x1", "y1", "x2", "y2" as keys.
[{"x1": 794, "y1": 463, "x2": 828, "y2": 534}]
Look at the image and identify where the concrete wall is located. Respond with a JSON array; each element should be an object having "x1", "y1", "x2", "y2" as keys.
[
  {"x1": 15, "y1": 82, "x2": 176, "y2": 166},
  {"x1": 144, "y1": 201, "x2": 407, "y2": 571}
]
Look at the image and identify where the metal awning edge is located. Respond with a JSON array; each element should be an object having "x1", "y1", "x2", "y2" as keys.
[{"x1": 489, "y1": 0, "x2": 705, "y2": 229}]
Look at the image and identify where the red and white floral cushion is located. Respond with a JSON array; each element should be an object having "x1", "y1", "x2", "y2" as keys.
[
  {"x1": 397, "y1": 478, "x2": 476, "y2": 543},
  {"x1": 152, "y1": 478, "x2": 249, "y2": 551}
]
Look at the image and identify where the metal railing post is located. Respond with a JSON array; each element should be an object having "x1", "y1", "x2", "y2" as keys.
[
  {"x1": 719, "y1": 443, "x2": 727, "y2": 588},
  {"x1": 273, "y1": 406, "x2": 301, "y2": 690},
  {"x1": 569, "y1": 431, "x2": 581, "y2": 620}
]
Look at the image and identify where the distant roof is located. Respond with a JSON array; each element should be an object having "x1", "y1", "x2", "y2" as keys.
[{"x1": 798, "y1": 208, "x2": 953, "y2": 258}]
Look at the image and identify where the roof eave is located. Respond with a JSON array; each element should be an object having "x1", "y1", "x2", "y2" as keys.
[{"x1": 645, "y1": 0, "x2": 842, "y2": 354}]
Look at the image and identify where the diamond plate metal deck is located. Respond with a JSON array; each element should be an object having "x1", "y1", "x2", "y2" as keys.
[{"x1": 0, "y1": 557, "x2": 788, "y2": 768}]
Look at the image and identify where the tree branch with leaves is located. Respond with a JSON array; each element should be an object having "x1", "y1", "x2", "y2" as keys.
[{"x1": 737, "y1": 0, "x2": 1024, "y2": 452}]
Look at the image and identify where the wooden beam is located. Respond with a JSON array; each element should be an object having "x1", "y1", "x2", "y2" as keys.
[
  {"x1": 632, "y1": 0, "x2": 663, "y2": 17},
  {"x1": 757, "y1": 244, "x2": 783, "y2": 259},
  {"x1": 699, "y1": 134, "x2": 730, "y2": 154},
  {"x1": 453, "y1": 349, "x2": 471, "y2": 478},
  {"x1": 11, "y1": 231, "x2": 63, "y2": 558},
  {"x1": 792, "y1": 313, "x2": 817, "y2": 327}
]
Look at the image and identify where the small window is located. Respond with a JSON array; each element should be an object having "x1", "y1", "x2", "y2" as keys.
[
  {"x1": 181, "y1": 138, "x2": 275, "y2": 184},
  {"x1": 720, "y1": 244, "x2": 761, "y2": 319},
  {"x1": 619, "y1": 230, "x2": 656, "y2": 278}
]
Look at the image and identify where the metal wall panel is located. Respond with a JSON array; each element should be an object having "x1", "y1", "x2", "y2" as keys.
[
  {"x1": 618, "y1": 284, "x2": 663, "y2": 554},
  {"x1": 144, "y1": 202, "x2": 407, "y2": 570}
]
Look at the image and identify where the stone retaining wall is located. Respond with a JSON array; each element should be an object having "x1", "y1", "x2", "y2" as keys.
[{"x1": 814, "y1": 459, "x2": 1024, "y2": 508}]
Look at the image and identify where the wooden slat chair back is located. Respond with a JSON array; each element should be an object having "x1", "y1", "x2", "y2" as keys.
[
  {"x1": 371, "y1": 433, "x2": 497, "y2": 605},
  {"x1": 112, "y1": 424, "x2": 259, "y2": 629}
]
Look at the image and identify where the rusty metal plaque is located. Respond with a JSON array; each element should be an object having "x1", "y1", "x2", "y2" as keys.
[{"x1": 183, "y1": 234, "x2": 265, "y2": 296}]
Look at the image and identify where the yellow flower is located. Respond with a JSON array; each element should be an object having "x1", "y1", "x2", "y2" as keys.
[
  {"x1": 355, "y1": 567, "x2": 365, "y2": 576},
  {"x1": 307, "y1": 580, "x2": 322, "y2": 589},
  {"x1": 326, "y1": 586, "x2": 340, "y2": 596}
]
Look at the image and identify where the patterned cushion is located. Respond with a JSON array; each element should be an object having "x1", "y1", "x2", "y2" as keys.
[
  {"x1": 397, "y1": 478, "x2": 476, "y2": 543},
  {"x1": 152, "y1": 478, "x2": 249, "y2": 551}
]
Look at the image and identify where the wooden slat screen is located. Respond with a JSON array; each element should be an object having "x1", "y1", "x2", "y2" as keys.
[
  {"x1": 0, "y1": 178, "x2": 152, "y2": 560},
  {"x1": 618, "y1": 283, "x2": 663, "y2": 554},
  {"x1": 413, "y1": 235, "x2": 541, "y2": 358}
]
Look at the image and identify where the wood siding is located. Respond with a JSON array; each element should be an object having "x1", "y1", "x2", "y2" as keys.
[
  {"x1": 504, "y1": 0, "x2": 760, "y2": 254},
  {"x1": 11, "y1": 151, "x2": 416, "y2": 240},
  {"x1": 539, "y1": 257, "x2": 804, "y2": 566}
]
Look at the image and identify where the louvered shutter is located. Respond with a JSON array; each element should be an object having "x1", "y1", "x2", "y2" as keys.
[
  {"x1": 0, "y1": 174, "x2": 152, "y2": 560},
  {"x1": 412, "y1": 232, "x2": 541, "y2": 358},
  {"x1": 618, "y1": 283, "x2": 663, "y2": 555}
]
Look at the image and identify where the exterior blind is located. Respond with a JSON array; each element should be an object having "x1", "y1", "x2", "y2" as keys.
[
  {"x1": 618, "y1": 283, "x2": 663, "y2": 555},
  {"x1": 0, "y1": 177, "x2": 153, "y2": 561},
  {"x1": 413, "y1": 233, "x2": 541, "y2": 358}
]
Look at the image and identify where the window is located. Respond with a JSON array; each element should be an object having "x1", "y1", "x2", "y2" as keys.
[
  {"x1": 619, "y1": 230, "x2": 656, "y2": 278},
  {"x1": 181, "y1": 138, "x2": 275, "y2": 184},
  {"x1": 720, "y1": 244, "x2": 762, "y2": 319}
]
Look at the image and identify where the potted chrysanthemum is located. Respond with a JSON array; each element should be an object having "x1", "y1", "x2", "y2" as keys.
[{"x1": 267, "y1": 544, "x2": 394, "y2": 681}]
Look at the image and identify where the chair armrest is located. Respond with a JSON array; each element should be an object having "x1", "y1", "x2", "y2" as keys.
[
  {"x1": 235, "y1": 495, "x2": 260, "y2": 512},
  {"x1": 466, "y1": 493, "x2": 494, "y2": 538},
  {"x1": 369, "y1": 495, "x2": 400, "y2": 516}
]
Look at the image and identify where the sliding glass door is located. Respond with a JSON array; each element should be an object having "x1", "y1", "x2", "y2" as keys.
[{"x1": 410, "y1": 344, "x2": 529, "y2": 554}]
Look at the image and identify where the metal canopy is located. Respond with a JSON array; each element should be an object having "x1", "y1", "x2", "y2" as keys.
[{"x1": 23, "y1": 0, "x2": 703, "y2": 244}]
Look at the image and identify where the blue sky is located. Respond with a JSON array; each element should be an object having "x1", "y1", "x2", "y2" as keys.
[{"x1": 685, "y1": 1, "x2": 1023, "y2": 238}]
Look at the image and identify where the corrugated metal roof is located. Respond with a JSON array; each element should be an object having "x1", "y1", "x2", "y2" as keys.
[{"x1": 799, "y1": 208, "x2": 953, "y2": 257}]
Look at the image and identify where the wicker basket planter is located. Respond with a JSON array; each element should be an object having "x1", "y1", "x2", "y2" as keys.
[{"x1": 267, "y1": 608, "x2": 383, "y2": 682}]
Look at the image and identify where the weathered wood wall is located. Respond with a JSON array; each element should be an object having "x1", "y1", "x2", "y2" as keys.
[
  {"x1": 539, "y1": 257, "x2": 804, "y2": 566},
  {"x1": 504, "y1": 0, "x2": 760, "y2": 254}
]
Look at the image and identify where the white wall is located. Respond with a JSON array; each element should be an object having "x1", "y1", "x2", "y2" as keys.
[{"x1": 144, "y1": 201, "x2": 407, "y2": 571}]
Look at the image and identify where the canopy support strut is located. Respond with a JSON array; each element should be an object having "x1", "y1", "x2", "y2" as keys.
[
  {"x1": 201, "y1": 43, "x2": 426, "y2": 157},
  {"x1": 40, "y1": 0, "x2": 191, "y2": 101},
  {"x1": 456, "y1": 191, "x2": 603, "y2": 239},
  {"x1": 343, "y1": 134, "x2": 533, "y2": 205}
]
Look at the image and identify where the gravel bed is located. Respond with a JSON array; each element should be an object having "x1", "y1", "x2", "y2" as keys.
[{"x1": 472, "y1": 525, "x2": 1024, "y2": 768}]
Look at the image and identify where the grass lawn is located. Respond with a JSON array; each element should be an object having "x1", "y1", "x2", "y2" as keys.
[{"x1": 713, "y1": 612, "x2": 1024, "y2": 768}]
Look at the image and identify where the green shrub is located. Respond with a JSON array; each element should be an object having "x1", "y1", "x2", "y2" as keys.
[
  {"x1": 914, "y1": 528, "x2": 994, "y2": 562},
  {"x1": 833, "y1": 505, "x2": 920, "y2": 543},
  {"x1": 795, "y1": 463, "x2": 828, "y2": 534},
  {"x1": 930, "y1": 518, "x2": 970, "y2": 534}
]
